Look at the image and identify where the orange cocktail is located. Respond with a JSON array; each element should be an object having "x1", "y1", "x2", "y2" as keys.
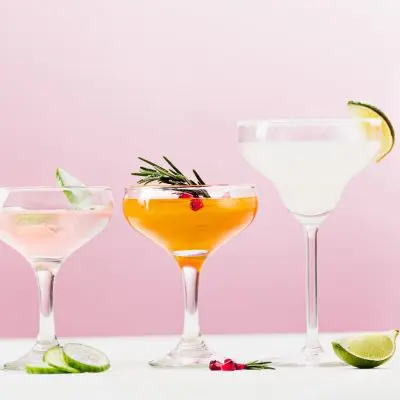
[
  {"x1": 123, "y1": 184, "x2": 257, "y2": 368},
  {"x1": 123, "y1": 195, "x2": 257, "y2": 271}
]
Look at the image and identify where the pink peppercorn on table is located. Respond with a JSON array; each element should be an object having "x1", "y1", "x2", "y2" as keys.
[{"x1": 0, "y1": 334, "x2": 399, "y2": 400}]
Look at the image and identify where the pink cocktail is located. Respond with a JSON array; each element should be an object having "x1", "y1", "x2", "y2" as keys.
[
  {"x1": 0, "y1": 187, "x2": 113, "y2": 371},
  {"x1": 0, "y1": 208, "x2": 111, "y2": 262}
]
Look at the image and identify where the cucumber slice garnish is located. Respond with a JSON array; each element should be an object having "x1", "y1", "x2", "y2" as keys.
[
  {"x1": 44, "y1": 347, "x2": 80, "y2": 373},
  {"x1": 56, "y1": 167, "x2": 92, "y2": 209},
  {"x1": 62, "y1": 343, "x2": 110, "y2": 373},
  {"x1": 25, "y1": 362, "x2": 66, "y2": 374}
]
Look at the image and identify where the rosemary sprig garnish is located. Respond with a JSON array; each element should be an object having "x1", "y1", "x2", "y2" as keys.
[
  {"x1": 131, "y1": 156, "x2": 210, "y2": 198},
  {"x1": 244, "y1": 360, "x2": 275, "y2": 370}
]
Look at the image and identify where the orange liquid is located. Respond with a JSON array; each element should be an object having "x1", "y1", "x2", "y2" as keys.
[{"x1": 123, "y1": 197, "x2": 257, "y2": 270}]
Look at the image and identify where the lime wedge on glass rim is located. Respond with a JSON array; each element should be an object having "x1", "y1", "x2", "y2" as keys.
[
  {"x1": 62, "y1": 343, "x2": 110, "y2": 373},
  {"x1": 332, "y1": 330, "x2": 399, "y2": 369},
  {"x1": 348, "y1": 100, "x2": 395, "y2": 162},
  {"x1": 56, "y1": 168, "x2": 92, "y2": 209}
]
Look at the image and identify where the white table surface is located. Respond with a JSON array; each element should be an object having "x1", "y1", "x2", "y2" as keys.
[{"x1": 0, "y1": 333, "x2": 398, "y2": 400}]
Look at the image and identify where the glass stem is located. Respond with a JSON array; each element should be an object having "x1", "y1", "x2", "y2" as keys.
[
  {"x1": 181, "y1": 267, "x2": 201, "y2": 339},
  {"x1": 32, "y1": 260, "x2": 61, "y2": 349},
  {"x1": 303, "y1": 225, "x2": 323, "y2": 355}
]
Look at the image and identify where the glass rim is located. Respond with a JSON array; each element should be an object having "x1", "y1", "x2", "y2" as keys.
[
  {"x1": 0, "y1": 186, "x2": 112, "y2": 192},
  {"x1": 125, "y1": 183, "x2": 256, "y2": 191},
  {"x1": 237, "y1": 117, "x2": 381, "y2": 127}
]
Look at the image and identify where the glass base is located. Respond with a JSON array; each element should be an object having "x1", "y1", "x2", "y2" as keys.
[
  {"x1": 149, "y1": 336, "x2": 216, "y2": 368},
  {"x1": 3, "y1": 339, "x2": 59, "y2": 371},
  {"x1": 269, "y1": 346, "x2": 345, "y2": 368}
]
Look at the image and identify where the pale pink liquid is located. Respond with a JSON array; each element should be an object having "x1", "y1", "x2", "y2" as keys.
[{"x1": 0, "y1": 207, "x2": 112, "y2": 262}]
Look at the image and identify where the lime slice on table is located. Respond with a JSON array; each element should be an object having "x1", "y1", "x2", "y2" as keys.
[
  {"x1": 348, "y1": 100, "x2": 395, "y2": 162},
  {"x1": 56, "y1": 167, "x2": 92, "y2": 209},
  {"x1": 25, "y1": 361, "x2": 66, "y2": 374},
  {"x1": 44, "y1": 347, "x2": 80, "y2": 373},
  {"x1": 332, "y1": 330, "x2": 399, "y2": 369},
  {"x1": 62, "y1": 343, "x2": 110, "y2": 372}
]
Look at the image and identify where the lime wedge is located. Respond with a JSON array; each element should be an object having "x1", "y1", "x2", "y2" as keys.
[
  {"x1": 25, "y1": 361, "x2": 66, "y2": 374},
  {"x1": 56, "y1": 168, "x2": 92, "y2": 209},
  {"x1": 332, "y1": 330, "x2": 399, "y2": 368},
  {"x1": 62, "y1": 343, "x2": 110, "y2": 372},
  {"x1": 44, "y1": 346, "x2": 80, "y2": 373},
  {"x1": 348, "y1": 100, "x2": 395, "y2": 162}
]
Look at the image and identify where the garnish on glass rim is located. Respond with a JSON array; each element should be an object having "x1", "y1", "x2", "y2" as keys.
[
  {"x1": 209, "y1": 358, "x2": 275, "y2": 371},
  {"x1": 131, "y1": 157, "x2": 210, "y2": 210}
]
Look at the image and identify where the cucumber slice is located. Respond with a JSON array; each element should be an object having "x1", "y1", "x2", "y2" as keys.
[
  {"x1": 44, "y1": 346, "x2": 80, "y2": 373},
  {"x1": 25, "y1": 362, "x2": 66, "y2": 374},
  {"x1": 14, "y1": 213, "x2": 55, "y2": 226},
  {"x1": 56, "y1": 167, "x2": 92, "y2": 209},
  {"x1": 63, "y1": 343, "x2": 110, "y2": 373}
]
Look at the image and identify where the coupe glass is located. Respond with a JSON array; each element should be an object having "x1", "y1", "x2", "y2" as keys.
[
  {"x1": 0, "y1": 186, "x2": 113, "y2": 371},
  {"x1": 238, "y1": 118, "x2": 382, "y2": 366},
  {"x1": 123, "y1": 184, "x2": 258, "y2": 367}
]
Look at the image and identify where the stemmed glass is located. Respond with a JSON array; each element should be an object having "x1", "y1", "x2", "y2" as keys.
[
  {"x1": 0, "y1": 187, "x2": 113, "y2": 371},
  {"x1": 123, "y1": 184, "x2": 258, "y2": 367},
  {"x1": 238, "y1": 118, "x2": 382, "y2": 366}
]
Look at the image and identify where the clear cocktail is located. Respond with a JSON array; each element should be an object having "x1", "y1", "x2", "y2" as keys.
[
  {"x1": 239, "y1": 118, "x2": 383, "y2": 366},
  {"x1": 241, "y1": 139, "x2": 379, "y2": 218}
]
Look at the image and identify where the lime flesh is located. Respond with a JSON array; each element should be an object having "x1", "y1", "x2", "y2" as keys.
[{"x1": 332, "y1": 330, "x2": 399, "y2": 369}]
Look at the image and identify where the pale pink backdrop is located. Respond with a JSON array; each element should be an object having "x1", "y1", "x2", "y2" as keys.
[{"x1": 0, "y1": 0, "x2": 399, "y2": 338}]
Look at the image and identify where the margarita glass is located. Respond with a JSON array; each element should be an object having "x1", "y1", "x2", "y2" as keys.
[
  {"x1": 0, "y1": 187, "x2": 113, "y2": 371},
  {"x1": 123, "y1": 184, "x2": 257, "y2": 367},
  {"x1": 238, "y1": 118, "x2": 382, "y2": 366}
]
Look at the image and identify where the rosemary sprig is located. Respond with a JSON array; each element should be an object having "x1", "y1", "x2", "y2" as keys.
[
  {"x1": 244, "y1": 360, "x2": 275, "y2": 370},
  {"x1": 131, "y1": 156, "x2": 210, "y2": 198}
]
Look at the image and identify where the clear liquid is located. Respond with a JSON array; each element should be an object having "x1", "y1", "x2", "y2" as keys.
[
  {"x1": 0, "y1": 207, "x2": 112, "y2": 262},
  {"x1": 241, "y1": 141, "x2": 379, "y2": 216}
]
